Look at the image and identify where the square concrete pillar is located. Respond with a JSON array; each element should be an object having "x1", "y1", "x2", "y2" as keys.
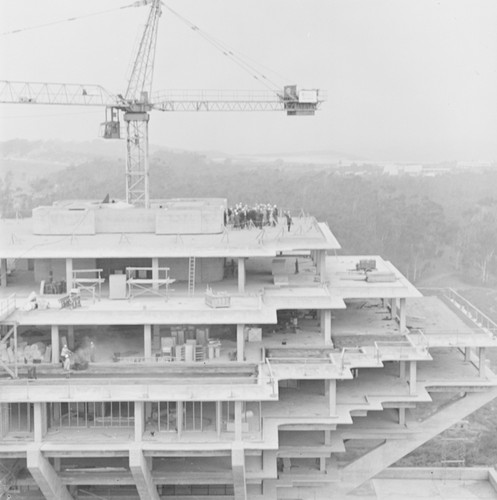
[
  {"x1": 51, "y1": 325, "x2": 60, "y2": 364},
  {"x1": 177, "y1": 402, "x2": 183, "y2": 439},
  {"x1": 390, "y1": 298, "x2": 397, "y2": 320},
  {"x1": 232, "y1": 443, "x2": 247, "y2": 500},
  {"x1": 237, "y1": 324, "x2": 245, "y2": 362},
  {"x1": 34, "y1": 403, "x2": 47, "y2": 443},
  {"x1": 216, "y1": 401, "x2": 222, "y2": 437},
  {"x1": 152, "y1": 257, "x2": 159, "y2": 290},
  {"x1": 399, "y1": 298, "x2": 407, "y2": 333},
  {"x1": 234, "y1": 401, "x2": 243, "y2": 441},
  {"x1": 399, "y1": 360, "x2": 406, "y2": 380},
  {"x1": 135, "y1": 401, "x2": 145, "y2": 442},
  {"x1": 409, "y1": 361, "x2": 417, "y2": 395},
  {"x1": 479, "y1": 348, "x2": 486, "y2": 378},
  {"x1": 27, "y1": 447, "x2": 73, "y2": 500},
  {"x1": 321, "y1": 310, "x2": 332, "y2": 345},
  {"x1": 65, "y1": 258, "x2": 73, "y2": 290},
  {"x1": 66, "y1": 325, "x2": 75, "y2": 350},
  {"x1": 144, "y1": 324, "x2": 152, "y2": 359},
  {"x1": 0, "y1": 259, "x2": 7, "y2": 287},
  {"x1": 328, "y1": 379, "x2": 337, "y2": 416},
  {"x1": 238, "y1": 258, "x2": 246, "y2": 293},
  {"x1": 398, "y1": 407, "x2": 406, "y2": 426},
  {"x1": 319, "y1": 251, "x2": 327, "y2": 283},
  {"x1": 262, "y1": 450, "x2": 277, "y2": 478}
]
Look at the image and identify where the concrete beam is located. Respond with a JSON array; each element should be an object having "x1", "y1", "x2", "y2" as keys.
[
  {"x1": 65, "y1": 258, "x2": 73, "y2": 291},
  {"x1": 232, "y1": 443, "x2": 247, "y2": 500},
  {"x1": 236, "y1": 324, "x2": 245, "y2": 362},
  {"x1": 27, "y1": 447, "x2": 73, "y2": 500},
  {"x1": 51, "y1": 325, "x2": 60, "y2": 364},
  {"x1": 129, "y1": 447, "x2": 160, "y2": 500},
  {"x1": 144, "y1": 324, "x2": 152, "y2": 359},
  {"x1": 237, "y1": 258, "x2": 246, "y2": 293}
]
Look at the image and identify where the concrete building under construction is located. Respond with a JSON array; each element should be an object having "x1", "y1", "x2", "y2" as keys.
[{"x1": 0, "y1": 198, "x2": 497, "y2": 500}]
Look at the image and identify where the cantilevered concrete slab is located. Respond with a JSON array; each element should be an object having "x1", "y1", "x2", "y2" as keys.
[
  {"x1": 326, "y1": 255, "x2": 422, "y2": 299},
  {"x1": 0, "y1": 216, "x2": 339, "y2": 259}
]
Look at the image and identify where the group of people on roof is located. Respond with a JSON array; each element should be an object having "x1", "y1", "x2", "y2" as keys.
[{"x1": 224, "y1": 203, "x2": 292, "y2": 231}]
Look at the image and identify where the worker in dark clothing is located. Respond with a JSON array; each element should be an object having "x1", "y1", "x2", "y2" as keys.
[{"x1": 285, "y1": 211, "x2": 292, "y2": 231}]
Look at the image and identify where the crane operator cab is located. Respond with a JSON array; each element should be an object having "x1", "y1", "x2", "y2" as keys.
[
  {"x1": 281, "y1": 85, "x2": 320, "y2": 116},
  {"x1": 100, "y1": 107, "x2": 121, "y2": 139}
]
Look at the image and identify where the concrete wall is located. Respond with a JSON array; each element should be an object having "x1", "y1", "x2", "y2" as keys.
[
  {"x1": 33, "y1": 199, "x2": 226, "y2": 235},
  {"x1": 159, "y1": 258, "x2": 224, "y2": 283},
  {"x1": 95, "y1": 209, "x2": 155, "y2": 234},
  {"x1": 34, "y1": 259, "x2": 66, "y2": 283},
  {"x1": 33, "y1": 207, "x2": 95, "y2": 235}
]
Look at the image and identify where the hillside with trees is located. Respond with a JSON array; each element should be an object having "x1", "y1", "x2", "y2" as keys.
[{"x1": 1, "y1": 141, "x2": 497, "y2": 287}]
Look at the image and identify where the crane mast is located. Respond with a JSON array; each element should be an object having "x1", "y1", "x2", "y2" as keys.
[{"x1": 120, "y1": 0, "x2": 162, "y2": 208}]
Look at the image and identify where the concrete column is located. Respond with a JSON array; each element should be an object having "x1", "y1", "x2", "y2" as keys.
[
  {"x1": 409, "y1": 361, "x2": 417, "y2": 395},
  {"x1": 319, "y1": 251, "x2": 327, "y2": 283},
  {"x1": 27, "y1": 447, "x2": 73, "y2": 500},
  {"x1": 129, "y1": 447, "x2": 160, "y2": 500},
  {"x1": 234, "y1": 401, "x2": 243, "y2": 441},
  {"x1": 319, "y1": 457, "x2": 326, "y2": 471},
  {"x1": 177, "y1": 402, "x2": 183, "y2": 439},
  {"x1": 238, "y1": 258, "x2": 246, "y2": 293},
  {"x1": 465, "y1": 347, "x2": 471, "y2": 362},
  {"x1": 320, "y1": 310, "x2": 332, "y2": 345},
  {"x1": 52, "y1": 404, "x2": 61, "y2": 427},
  {"x1": 237, "y1": 324, "x2": 245, "y2": 362},
  {"x1": 389, "y1": 298, "x2": 396, "y2": 320},
  {"x1": 144, "y1": 324, "x2": 152, "y2": 359},
  {"x1": 399, "y1": 298, "x2": 407, "y2": 333},
  {"x1": 53, "y1": 458, "x2": 61, "y2": 472},
  {"x1": 216, "y1": 401, "x2": 222, "y2": 437},
  {"x1": 34, "y1": 403, "x2": 47, "y2": 443},
  {"x1": 135, "y1": 401, "x2": 145, "y2": 442},
  {"x1": 152, "y1": 257, "x2": 159, "y2": 290},
  {"x1": 328, "y1": 379, "x2": 337, "y2": 416},
  {"x1": 65, "y1": 258, "x2": 73, "y2": 290},
  {"x1": 51, "y1": 325, "x2": 60, "y2": 364},
  {"x1": 324, "y1": 430, "x2": 331, "y2": 445},
  {"x1": 67, "y1": 326, "x2": 74, "y2": 350},
  {"x1": 0, "y1": 259, "x2": 7, "y2": 287},
  {"x1": 479, "y1": 348, "x2": 486, "y2": 378},
  {"x1": 398, "y1": 407, "x2": 406, "y2": 426},
  {"x1": 262, "y1": 450, "x2": 277, "y2": 478},
  {"x1": 399, "y1": 360, "x2": 406, "y2": 380}
]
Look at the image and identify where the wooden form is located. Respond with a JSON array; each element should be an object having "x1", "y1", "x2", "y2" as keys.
[
  {"x1": 126, "y1": 267, "x2": 176, "y2": 299},
  {"x1": 72, "y1": 269, "x2": 105, "y2": 301}
]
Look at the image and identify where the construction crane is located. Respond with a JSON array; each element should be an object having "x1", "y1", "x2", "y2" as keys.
[{"x1": 0, "y1": 0, "x2": 323, "y2": 208}]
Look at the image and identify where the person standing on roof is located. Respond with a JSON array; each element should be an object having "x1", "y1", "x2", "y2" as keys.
[{"x1": 285, "y1": 211, "x2": 292, "y2": 232}]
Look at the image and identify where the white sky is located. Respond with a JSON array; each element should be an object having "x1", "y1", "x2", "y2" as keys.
[{"x1": 1, "y1": 0, "x2": 496, "y2": 162}]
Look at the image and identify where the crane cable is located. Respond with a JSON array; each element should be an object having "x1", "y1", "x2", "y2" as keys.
[
  {"x1": 0, "y1": 1, "x2": 149, "y2": 37},
  {"x1": 163, "y1": 3, "x2": 288, "y2": 93}
]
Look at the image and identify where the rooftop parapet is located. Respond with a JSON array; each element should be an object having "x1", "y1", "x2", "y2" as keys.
[{"x1": 32, "y1": 198, "x2": 227, "y2": 236}]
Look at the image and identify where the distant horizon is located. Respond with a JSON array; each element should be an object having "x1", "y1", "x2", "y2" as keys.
[{"x1": 0, "y1": 137, "x2": 496, "y2": 166}]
